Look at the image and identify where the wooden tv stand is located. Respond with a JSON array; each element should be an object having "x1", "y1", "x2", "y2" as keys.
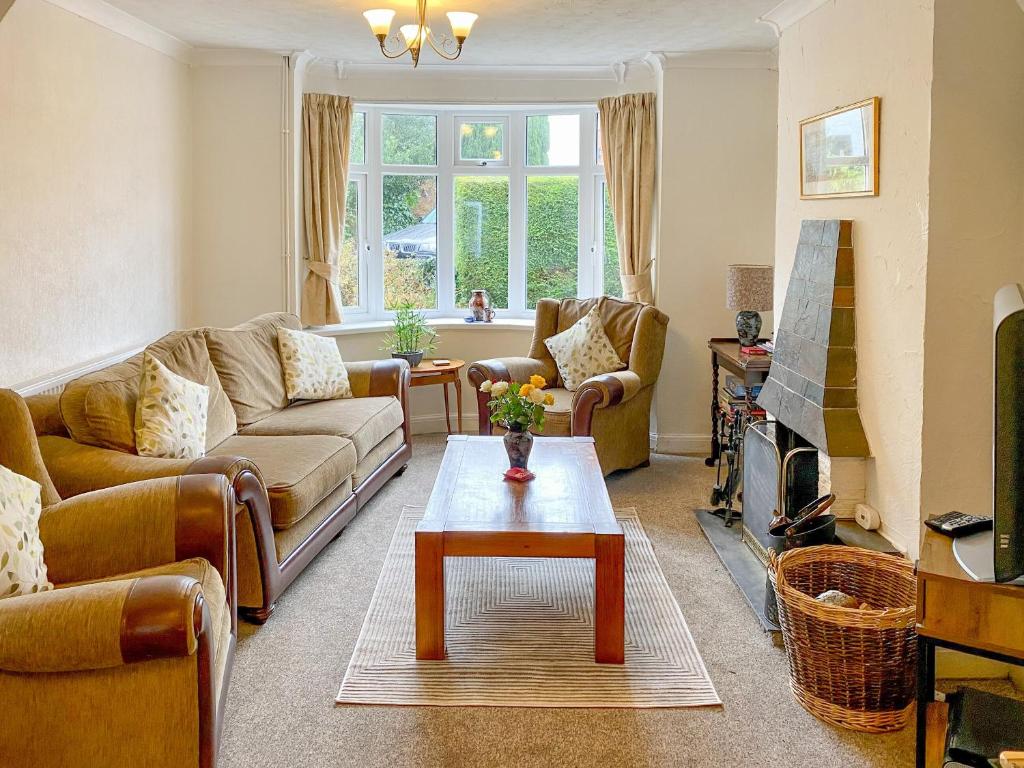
[{"x1": 916, "y1": 527, "x2": 1024, "y2": 767}]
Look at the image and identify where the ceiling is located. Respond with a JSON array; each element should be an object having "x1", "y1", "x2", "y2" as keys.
[{"x1": 105, "y1": 0, "x2": 781, "y2": 68}]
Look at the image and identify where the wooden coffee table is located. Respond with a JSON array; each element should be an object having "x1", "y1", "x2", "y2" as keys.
[{"x1": 415, "y1": 435, "x2": 625, "y2": 664}]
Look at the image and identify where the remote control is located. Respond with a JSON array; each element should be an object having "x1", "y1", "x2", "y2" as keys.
[{"x1": 924, "y1": 511, "x2": 993, "y2": 538}]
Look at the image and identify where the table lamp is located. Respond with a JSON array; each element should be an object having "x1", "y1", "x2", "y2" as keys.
[{"x1": 726, "y1": 264, "x2": 773, "y2": 347}]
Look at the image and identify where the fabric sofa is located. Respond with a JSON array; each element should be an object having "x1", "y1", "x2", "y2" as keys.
[
  {"x1": 28, "y1": 313, "x2": 412, "y2": 622},
  {"x1": 0, "y1": 389, "x2": 237, "y2": 767},
  {"x1": 468, "y1": 297, "x2": 668, "y2": 474}
]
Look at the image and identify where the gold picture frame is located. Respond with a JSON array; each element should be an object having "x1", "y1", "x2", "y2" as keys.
[{"x1": 799, "y1": 97, "x2": 880, "y2": 199}]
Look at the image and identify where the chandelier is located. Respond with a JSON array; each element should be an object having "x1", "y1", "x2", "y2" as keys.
[{"x1": 363, "y1": 1, "x2": 478, "y2": 67}]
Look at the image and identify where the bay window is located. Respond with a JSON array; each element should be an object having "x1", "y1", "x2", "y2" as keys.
[{"x1": 342, "y1": 104, "x2": 620, "y2": 321}]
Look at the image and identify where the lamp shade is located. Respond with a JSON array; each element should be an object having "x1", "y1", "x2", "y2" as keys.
[{"x1": 726, "y1": 264, "x2": 774, "y2": 311}]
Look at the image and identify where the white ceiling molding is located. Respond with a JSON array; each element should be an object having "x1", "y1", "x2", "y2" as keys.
[
  {"x1": 307, "y1": 57, "x2": 651, "y2": 83},
  {"x1": 647, "y1": 50, "x2": 778, "y2": 71},
  {"x1": 43, "y1": 0, "x2": 191, "y2": 63},
  {"x1": 757, "y1": 0, "x2": 831, "y2": 37},
  {"x1": 191, "y1": 48, "x2": 288, "y2": 67}
]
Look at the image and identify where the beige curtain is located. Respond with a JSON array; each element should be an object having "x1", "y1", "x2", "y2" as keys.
[
  {"x1": 301, "y1": 93, "x2": 352, "y2": 326},
  {"x1": 598, "y1": 92, "x2": 657, "y2": 305}
]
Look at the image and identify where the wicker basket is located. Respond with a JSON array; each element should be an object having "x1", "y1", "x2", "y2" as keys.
[{"x1": 768, "y1": 545, "x2": 918, "y2": 733}]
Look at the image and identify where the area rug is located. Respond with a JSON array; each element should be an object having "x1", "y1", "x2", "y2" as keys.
[{"x1": 336, "y1": 507, "x2": 720, "y2": 708}]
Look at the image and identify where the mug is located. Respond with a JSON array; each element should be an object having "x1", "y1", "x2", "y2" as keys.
[{"x1": 484, "y1": 307, "x2": 496, "y2": 322}]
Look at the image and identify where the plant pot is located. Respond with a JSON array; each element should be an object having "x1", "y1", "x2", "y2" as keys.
[
  {"x1": 391, "y1": 351, "x2": 424, "y2": 368},
  {"x1": 503, "y1": 427, "x2": 534, "y2": 470}
]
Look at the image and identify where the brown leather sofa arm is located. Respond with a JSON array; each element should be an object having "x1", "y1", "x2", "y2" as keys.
[
  {"x1": 369, "y1": 358, "x2": 412, "y2": 443},
  {"x1": 571, "y1": 370, "x2": 644, "y2": 436},
  {"x1": 39, "y1": 475, "x2": 233, "y2": 587},
  {"x1": 184, "y1": 455, "x2": 275, "y2": 621},
  {"x1": 0, "y1": 575, "x2": 207, "y2": 673}
]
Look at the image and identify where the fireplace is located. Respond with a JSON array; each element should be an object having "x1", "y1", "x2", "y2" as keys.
[{"x1": 743, "y1": 219, "x2": 870, "y2": 562}]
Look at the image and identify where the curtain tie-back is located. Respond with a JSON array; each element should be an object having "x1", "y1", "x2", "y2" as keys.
[{"x1": 304, "y1": 258, "x2": 341, "y2": 285}]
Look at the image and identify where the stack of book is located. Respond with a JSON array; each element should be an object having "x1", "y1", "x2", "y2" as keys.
[
  {"x1": 740, "y1": 341, "x2": 774, "y2": 356},
  {"x1": 718, "y1": 375, "x2": 766, "y2": 417}
]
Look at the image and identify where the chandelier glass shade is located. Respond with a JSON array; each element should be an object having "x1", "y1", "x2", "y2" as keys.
[{"x1": 363, "y1": 0, "x2": 477, "y2": 67}]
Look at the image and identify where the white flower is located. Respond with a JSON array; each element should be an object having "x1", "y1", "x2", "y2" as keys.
[
  {"x1": 479, "y1": 380, "x2": 493, "y2": 393},
  {"x1": 527, "y1": 387, "x2": 546, "y2": 404},
  {"x1": 491, "y1": 380, "x2": 510, "y2": 397}
]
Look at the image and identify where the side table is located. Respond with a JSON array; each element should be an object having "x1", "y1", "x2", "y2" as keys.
[
  {"x1": 410, "y1": 359, "x2": 466, "y2": 434},
  {"x1": 706, "y1": 338, "x2": 772, "y2": 466}
]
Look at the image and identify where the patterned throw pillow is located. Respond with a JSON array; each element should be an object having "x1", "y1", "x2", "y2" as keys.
[
  {"x1": 135, "y1": 353, "x2": 210, "y2": 459},
  {"x1": 544, "y1": 306, "x2": 627, "y2": 391},
  {"x1": 0, "y1": 464, "x2": 52, "y2": 599},
  {"x1": 277, "y1": 327, "x2": 353, "y2": 401}
]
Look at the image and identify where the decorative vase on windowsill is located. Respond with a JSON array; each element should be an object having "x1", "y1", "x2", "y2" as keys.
[{"x1": 477, "y1": 375, "x2": 554, "y2": 471}]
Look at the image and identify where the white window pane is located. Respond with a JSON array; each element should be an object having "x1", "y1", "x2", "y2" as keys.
[
  {"x1": 341, "y1": 180, "x2": 361, "y2": 306},
  {"x1": 526, "y1": 114, "x2": 580, "y2": 167},
  {"x1": 601, "y1": 182, "x2": 622, "y2": 298},
  {"x1": 382, "y1": 175, "x2": 437, "y2": 309},
  {"x1": 382, "y1": 114, "x2": 437, "y2": 166},
  {"x1": 459, "y1": 121, "x2": 504, "y2": 163},
  {"x1": 455, "y1": 176, "x2": 509, "y2": 308},
  {"x1": 350, "y1": 112, "x2": 366, "y2": 165},
  {"x1": 526, "y1": 176, "x2": 578, "y2": 308}
]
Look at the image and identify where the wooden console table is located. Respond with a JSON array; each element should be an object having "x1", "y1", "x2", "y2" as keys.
[
  {"x1": 916, "y1": 527, "x2": 1024, "y2": 767},
  {"x1": 706, "y1": 338, "x2": 772, "y2": 466},
  {"x1": 410, "y1": 359, "x2": 466, "y2": 435}
]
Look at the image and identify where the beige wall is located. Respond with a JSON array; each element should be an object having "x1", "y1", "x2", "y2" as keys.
[
  {"x1": 774, "y1": 0, "x2": 935, "y2": 553},
  {"x1": 190, "y1": 61, "x2": 286, "y2": 328},
  {"x1": 654, "y1": 62, "x2": 778, "y2": 450},
  {"x1": 0, "y1": 0, "x2": 191, "y2": 388},
  {"x1": 919, "y1": 0, "x2": 1024, "y2": 526}
]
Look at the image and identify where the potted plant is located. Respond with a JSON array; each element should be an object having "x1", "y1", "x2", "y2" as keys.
[
  {"x1": 478, "y1": 375, "x2": 555, "y2": 470},
  {"x1": 381, "y1": 303, "x2": 437, "y2": 368}
]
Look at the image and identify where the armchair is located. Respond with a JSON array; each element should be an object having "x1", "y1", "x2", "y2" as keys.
[
  {"x1": 0, "y1": 389, "x2": 236, "y2": 768},
  {"x1": 469, "y1": 297, "x2": 669, "y2": 474}
]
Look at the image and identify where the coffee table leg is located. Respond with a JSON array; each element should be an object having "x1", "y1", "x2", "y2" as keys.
[
  {"x1": 415, "y1": 531, "x2": 445, "y2": 660},
  {"x1": 594, "y1": 533, "x2": 625, "y2": 664}
]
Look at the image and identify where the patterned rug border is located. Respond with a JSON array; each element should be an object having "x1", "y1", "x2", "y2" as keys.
[{"x1": 335, "y1": 506, "x2": 721, "y2": 709}]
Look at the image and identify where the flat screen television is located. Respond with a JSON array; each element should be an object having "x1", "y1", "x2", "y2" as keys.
[
  {"x1": 954, "y1": 283, "x2": 1024, "y2": 584},
  {"x1": 993, "y1": 283, "x2": 1024, "y2": 583}
]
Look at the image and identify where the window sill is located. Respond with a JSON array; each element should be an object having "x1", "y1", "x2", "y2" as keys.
[{"x1": 312, "y1": 317, "x2": 536, "y2": 337}]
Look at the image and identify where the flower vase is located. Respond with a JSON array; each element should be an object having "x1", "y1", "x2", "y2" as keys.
[{"x1": 503, "y1": 426, "x2": 534, "y2": 470}]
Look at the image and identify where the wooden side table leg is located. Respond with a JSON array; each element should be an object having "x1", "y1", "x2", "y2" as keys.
[
  {"x1": 706, "y1": 351, "x2": 721, "y2": 467},
  {"x1": 455, "y1": 375, "x2": 463, "y2": 434},
  {"x1": 916, "y1": 636, "x2": 935, "y2": 768},
  {"x1": 594, "y1": 533, "x2": 625, "y2": 664},
  {"x1": 442, "y1": 380, "x2": 452, "y2": 434},
  {"x1": 415, "y1": 531, "x2": 445, "y2": 660}
]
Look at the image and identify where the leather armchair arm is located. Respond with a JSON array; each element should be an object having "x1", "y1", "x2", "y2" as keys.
[
  {"x1": 571, "y1": 370, "x2": 644, "y2": 436},
  {"x1": 0, "y1": 574, "x2": 207, "y2": 673},
  {"x1": 468, "y1": 358, "x2": 556, "y2": 435},
  {"x1": 40, "y1": 475, "x2": 233, "y2": 587}
]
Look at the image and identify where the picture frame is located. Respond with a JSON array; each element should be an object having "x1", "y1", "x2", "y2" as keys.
[{"x1": 799, "y1": 97, "x2": 880, "y2": 199}]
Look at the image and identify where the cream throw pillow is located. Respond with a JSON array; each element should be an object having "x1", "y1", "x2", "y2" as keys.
[
  {"x1": 277, "y1": 327, "x2": 353, "y2": 401},
  {"x1": 544, "y1": 306, "x2": 627, "y2": 391},
  {"x1": 135, "y1": 353, "x2": 210, "y2": 459},
  {"x1": 0, "y1": 464, "x2": 52, "y2": 598}
]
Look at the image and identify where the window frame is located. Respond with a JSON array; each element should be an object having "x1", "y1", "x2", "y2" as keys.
[{"x1": 343, "y1": 104, "x2": 614, "y2": 322}]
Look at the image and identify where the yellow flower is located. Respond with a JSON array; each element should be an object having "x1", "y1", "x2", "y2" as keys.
[
  {"x1": 543, "y1": 392, "x2": 555, "y2": 406},
  {"x1": 518, "y1": 383, "x2": 534, "y2": 397},
  {"x1": 529, "y1": 374, "x2": 546, "y2": 389}
]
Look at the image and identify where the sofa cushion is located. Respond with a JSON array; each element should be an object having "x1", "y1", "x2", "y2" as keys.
[
  {"x1": 0, "y1": 464, "x2": 52, "y2": 598},
  {"x1": 239, "y1": 397, "x2": 404, "y2": 461},
  {"x1": 544, "y1": 307, "x2": 626, "y2": 391},
  {"x1": 204, "y1": 313, "x2": 302, "y2": 427},
  {"x1": 147, "y1": 330, "x2": 237, "y2": 450},
  {"x1": 59, "y1": 329, "x2": 237, "y2": 454},
  {"x1": 277, "y1": 327, "x2": 353, "y2": 401},
  {"x1": 553, "y1": 297, "x2": 643, "y2": 370},
  {"x1": 538, "y1": 387, "x2": 572, "y2": 437},
  {"x1": 352, "y1": 427, "x2": 405, "y2": 488},
  {"x1": 134, "y1": 353, "x2": 209, "y2": 460},
  {"x1": 207, "y1": 434, "x2": 356, "y2": 529}
]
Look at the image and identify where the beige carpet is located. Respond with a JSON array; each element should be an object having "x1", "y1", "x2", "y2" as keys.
[
  {"x1": 219, "y1": 434, "x2": 1011, "y2": 767},
  {"x1": 337, "y1": 508, "x2": 719, "y2": 708}
]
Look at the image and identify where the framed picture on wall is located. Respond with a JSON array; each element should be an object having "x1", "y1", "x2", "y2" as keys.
[{"x1": 799, "y1": 97, "x2": 880, "y2": 199}]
